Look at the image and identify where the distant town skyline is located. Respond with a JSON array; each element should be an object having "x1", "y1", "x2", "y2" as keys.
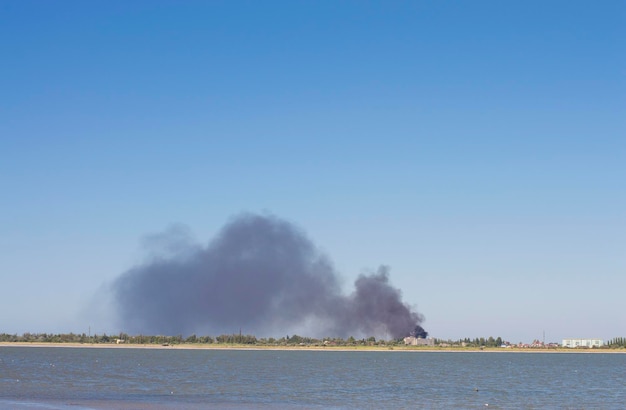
[{"x1": 1, "y1": 1, "x2": 624, "y2": 344}]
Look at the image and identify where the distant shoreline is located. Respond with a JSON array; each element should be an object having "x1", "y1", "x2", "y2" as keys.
[{"x1": 1, "y1": 342, "x2": 624, "y2": 353}]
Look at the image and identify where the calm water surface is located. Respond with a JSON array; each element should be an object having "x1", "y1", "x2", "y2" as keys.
[{"x1": 1, "y1": 347, "x2": 625, "y2": 409}]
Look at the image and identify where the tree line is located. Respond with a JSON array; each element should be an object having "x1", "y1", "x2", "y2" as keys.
[
  {"x1": 0, "y1": 332, "x2": 390, "y2": 346},
  {"x1": 2, "y1": 332, "x2": 624, "y2": 348},
  {"x1": 0, "y1": 333, "x2": 505, "y2": 347},
  {"x1": 607, "y1": 337, "x2": 626, "y2": 347},
  {"x1": 451, "y1": 337, "x2": 505, "y2": 347}
]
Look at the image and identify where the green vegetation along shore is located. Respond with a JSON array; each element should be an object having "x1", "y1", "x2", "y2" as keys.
[{"x1": 1, "y1": 332, "x2": 625, "y2": 352}]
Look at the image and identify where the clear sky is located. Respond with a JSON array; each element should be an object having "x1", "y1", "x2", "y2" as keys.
[{"x1": 1, "y1": 1, "x2": 624, "y2": 343}]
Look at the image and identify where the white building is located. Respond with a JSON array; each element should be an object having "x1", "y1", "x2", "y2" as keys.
[
  {"x1": 562, "y1": 338, "x2": 603, "y2": 348},
  {"x1": 403, "y1": 336, "x2": 435, "y2": 346}
]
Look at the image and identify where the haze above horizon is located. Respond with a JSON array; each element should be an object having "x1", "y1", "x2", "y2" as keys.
[{"x1": 1, "y1": 1, "x2": 624, "y2": 344}]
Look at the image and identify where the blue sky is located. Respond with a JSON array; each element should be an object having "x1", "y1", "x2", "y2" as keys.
[{"x1": 1, "y1": 1, "x2": 624, "y2": 343}]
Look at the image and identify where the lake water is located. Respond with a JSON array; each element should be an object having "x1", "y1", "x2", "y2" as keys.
[{"x1": 1, "y1": 347, "x2": 625, "y2": 409}]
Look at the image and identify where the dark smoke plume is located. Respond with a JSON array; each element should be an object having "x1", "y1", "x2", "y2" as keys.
[
  {"x1": 112, "y1": 213, "x2": 426, "y2": 339},
  {"x1": 412, "y1": 325, "x2": 429, "y2": 339}
]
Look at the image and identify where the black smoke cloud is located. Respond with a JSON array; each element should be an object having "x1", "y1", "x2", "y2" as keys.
[{"x1": 112, "y1": 213, "x2": 425, "y2": 339}]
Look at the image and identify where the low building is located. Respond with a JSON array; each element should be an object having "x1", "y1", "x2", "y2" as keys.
[
  {"x1": 403, "y1": 336, "x2": 435, "y2": 346},
  {"x1": 562, "y1": 338, "x2": 603, "y2": 348}
]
